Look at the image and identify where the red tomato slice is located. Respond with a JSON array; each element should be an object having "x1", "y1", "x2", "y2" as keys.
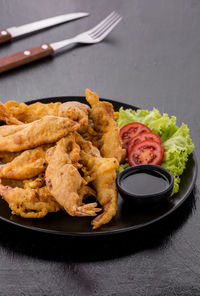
[
  {"x1": 128, "y1": 140, "x2": 164, "y2": 166},
  {"x1": 128, "y1": 132, "x2": 162, "y2": 153},
  {"x1": 120, "y1": 122, "x2": 151, "y2": 149}
]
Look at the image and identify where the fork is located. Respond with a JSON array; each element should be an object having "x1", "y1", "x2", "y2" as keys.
[{"x1": 0, "y1": 11, "x2": 122, "y2": 73}]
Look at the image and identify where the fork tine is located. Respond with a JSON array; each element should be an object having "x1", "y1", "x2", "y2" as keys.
[
  {"x1": 87, "y1": 11, "x2": 116, "y2": 35},
  {"x1": 50, "y1": 11, "x2": 122, "y2": 52},
  {"x1": 94, "y1": 16, "x2": 122, "y2": 40},
  {"x1": 89, "y1": 12, "x2": 119, "y2": 37},
  {"x1": 91, "y1": 14, "x2": 121, "y2": 39}
]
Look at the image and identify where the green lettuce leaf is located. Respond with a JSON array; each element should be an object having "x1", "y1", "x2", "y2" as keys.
[
  {"x1": 117, "y1": 108, "x2": 194, "y2": 195},
  {"x1": 161, "y1": 123, "x2": 194, "y2": 194},
  {"x1": 116, "y1": 162, "x2": 130, "y2": 174}
]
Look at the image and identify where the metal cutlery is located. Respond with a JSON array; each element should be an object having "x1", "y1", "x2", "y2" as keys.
[
  {"x1": 0, "y1": 12, "x2": 89, "y2": 45},
  {"x1": 0, "y1": 11, "x2": 122, "y2": 74}
]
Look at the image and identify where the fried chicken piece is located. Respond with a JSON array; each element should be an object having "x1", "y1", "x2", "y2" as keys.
[
  {"x1": 76, "y1": 134, "x2": 119, "y2": 229},
  {"x1": 0, "y1": 116, "x2": 79, "y2": 152},
  {"x1": 85, "y1": 88, "x2": 126, "y2": 162},
  {"x1": 0, "y1": 145, "x2": 50, "y2": 179},
  {"x1": 1, "y1": 100, "x2": 90, "y2": 126},
  {"x1": 0, "y1": 183, "x2": 61, "y2": 218},
  {"x1": 45, "y1": 134, "x2": 101, "y2": 217}
]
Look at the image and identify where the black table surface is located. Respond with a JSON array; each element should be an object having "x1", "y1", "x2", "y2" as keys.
[{"x1": 0, "y1": 0, "x2": 200, "y2": 295}]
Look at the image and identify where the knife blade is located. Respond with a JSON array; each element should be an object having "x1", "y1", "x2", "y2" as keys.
[{"x1": 0, "y1": 12, "x2": 89, "y2": 44}]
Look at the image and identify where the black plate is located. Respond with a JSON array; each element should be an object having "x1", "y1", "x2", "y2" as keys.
[{"x1": 0, "y1": 97, "x2": 197, "y2": 236}]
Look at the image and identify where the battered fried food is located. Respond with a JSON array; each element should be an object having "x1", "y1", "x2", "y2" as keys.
[
  {"x1": 1, "y1": 178, "x2": 24, "y2": 188},
  {"x1": 91, "y1": 157, "x2": 118, "y2": 229},
  {"x1": 76, "y1": 134, "x2": 119, "y2": 229},
  {"x1": 23, "y1": 173, "x2": 45, "y2": 189},
  {"x1": 0, "y1": 124, "x2": 26, "y2": 137},
  {"x1": 0, "y1": 90, "x2": 124, "y2": 230},
  {"x1": 0, "y1": 151, "x2": 20, "y2": 163},
  {"x1": 3, "y1": 101, "x2": 61, "y2": 123},
  {"x1": 0, "y1": 116, "x2": 79, "y2": 152},
  {"x1": 1, "y1": 100, "x2": 90, "y2": 126},
  {"x1": 58, "y1": 101, "x2": 90, "y2": 127},
  {"x1": 85, "y1": 88, "x2": 126, "y2": 162},
  {"x1": 0, "y1": 145, "x2": 49, "y2": 179},
  {"x1": 45, "y1": 135, "x2": 101, "y2": 217},
  {"x1": 0, "y1": 183, "x2": 61, "y2": 218},
  {"x1": 0, "y1": 102, "x2": 23, "y2": 125}
]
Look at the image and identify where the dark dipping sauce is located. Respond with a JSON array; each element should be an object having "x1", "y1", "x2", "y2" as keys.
[{"x1": 121, "y1": 171, "x2": 169, "y2": 196}]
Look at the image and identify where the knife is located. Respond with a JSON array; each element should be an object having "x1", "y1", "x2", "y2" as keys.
[{"x1": 0, "y1": 12, "x2": 89, "y2": 45}]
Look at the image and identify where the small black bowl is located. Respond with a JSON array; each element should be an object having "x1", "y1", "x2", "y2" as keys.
[{"x1": 117, "y1": 164, "x2": 174, "y2": 207}]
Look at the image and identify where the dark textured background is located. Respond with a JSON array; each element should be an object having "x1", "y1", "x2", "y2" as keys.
[{"x1": 0, "y1": 0, "x2": 200, "y2": 295}]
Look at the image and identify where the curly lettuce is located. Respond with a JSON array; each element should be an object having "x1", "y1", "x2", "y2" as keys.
[{"x1": 117, "y1": 108, "x2": 194, "y2": 195}]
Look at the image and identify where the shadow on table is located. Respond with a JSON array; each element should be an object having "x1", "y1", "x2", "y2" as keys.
[{"x1": 0, "y1": 187, "x2": 198, "y2": 263}]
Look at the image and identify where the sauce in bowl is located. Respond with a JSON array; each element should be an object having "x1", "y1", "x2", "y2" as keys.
[
  {"x1": 121, "y1": 171, "x2": 169, "y2": 196},
  {"x1": 117, "y1": 165, "x2": 174, "y2": 206}
]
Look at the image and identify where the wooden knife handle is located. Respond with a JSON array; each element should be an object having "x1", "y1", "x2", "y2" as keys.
[
  {"x1": 0, "y1": 44, "x2": 54, "y2": 73},
  {"x1": 0, "y1": 30, "x2": 12, "y2": 44}
]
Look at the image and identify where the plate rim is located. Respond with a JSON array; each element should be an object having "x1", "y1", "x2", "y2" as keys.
[{"x1": 0, "y1": 96, "x2": 198, "y2": 237}]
